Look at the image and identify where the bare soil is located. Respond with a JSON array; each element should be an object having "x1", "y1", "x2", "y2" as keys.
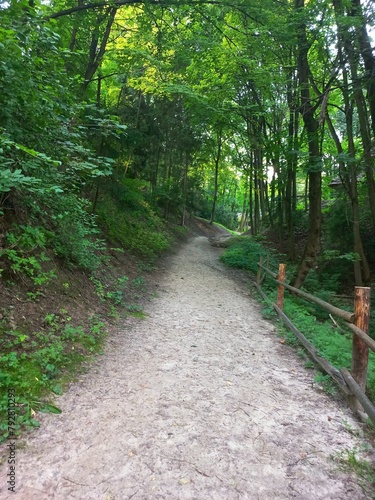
[{"x1": 1, "y1": 231, "x2": 374, "y2": 499}]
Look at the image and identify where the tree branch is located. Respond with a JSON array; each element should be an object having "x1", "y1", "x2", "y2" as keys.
[{"x1": 47, "y1": 0, "x2": 263, "y2": 21}]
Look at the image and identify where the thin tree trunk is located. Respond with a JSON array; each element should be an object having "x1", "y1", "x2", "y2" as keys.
[
  {"x1": 82, "y1": 7, "x2": 117, "y2": 92},
  {"x1": 97, "y1": 70, "x2": 102, "y2": 107},
  {"x1": 254, "y1": 184, "x2": 260, "y2": 235},
  {"x1": 181, "y1": 153, "x2": 189, "y2": 226},
  {"x1": 249, "y1": 158, "x2": 255, "y2": 235},
  {"x1": 68, "y1": 0, "x2": 84, "y2": 51},
  {"x1": 209, "y1": 129, "x2": 223, "y2": 225},
  {"x1": 239, "y1": 173, "x2": 248, "y2": 232}
]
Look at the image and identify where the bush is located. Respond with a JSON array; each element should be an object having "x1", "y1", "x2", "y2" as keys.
[
  {"x1": 24, "y1": 193, "x2": 104, "y2": 271},
  {"x1": 220, "y1": 236, "x2": 275, "y2": 274}
]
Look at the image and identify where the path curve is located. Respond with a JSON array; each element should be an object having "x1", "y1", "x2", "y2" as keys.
[{"x1": 0, "y1": 236, "x2": 371, "y2": 499}]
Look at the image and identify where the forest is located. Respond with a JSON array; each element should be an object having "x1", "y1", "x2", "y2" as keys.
[{"x1": 1, "y1": 0, "x2": 375, "y2": 428}]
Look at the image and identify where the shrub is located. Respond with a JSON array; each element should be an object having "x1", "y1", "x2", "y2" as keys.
[
  {"x1": 24, "y1": 192, "x2": 104, "y2": 271},
  {"x1": 220, "y1": 236, "x2": 275, "y2": 274}
]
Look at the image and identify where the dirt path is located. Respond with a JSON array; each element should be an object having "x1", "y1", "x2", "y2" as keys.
[{"x1": 0, "y1": 236, "x2": 372, "y2": 499}]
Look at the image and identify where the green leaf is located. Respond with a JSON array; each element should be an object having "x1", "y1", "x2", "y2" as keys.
[{"x1": 40, "y1": 403, "x2": 62, "y2": 414}]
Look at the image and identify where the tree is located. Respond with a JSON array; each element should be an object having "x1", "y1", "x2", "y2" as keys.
[{"x1": 293, "y1": 0, "x2": 323, "y2": 289}]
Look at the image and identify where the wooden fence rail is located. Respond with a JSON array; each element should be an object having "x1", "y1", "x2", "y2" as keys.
[{"x1": 256, "y1": 259, "x2": 375, "y2": 424}]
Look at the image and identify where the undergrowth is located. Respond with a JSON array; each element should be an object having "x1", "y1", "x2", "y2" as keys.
[
  {"x1": 96, "y1": 191, "x2": 171, "y2": 260},
  {"x1": 0, "y1": 312, "x2": 107, "y2": 440},
  {"x1": 281, "y1": 297, "x2": 375, "y2": 400},
  {"x1": 220, "y1": 235, "x2": 278, "y2": 274},
  {"x1": 0, "y1": 258, "x2": 153, "y2": 440}
]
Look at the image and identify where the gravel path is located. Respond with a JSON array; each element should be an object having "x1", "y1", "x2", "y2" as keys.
[{"x1": 0, "y1": 236, "x2": 372, "y2": 499}]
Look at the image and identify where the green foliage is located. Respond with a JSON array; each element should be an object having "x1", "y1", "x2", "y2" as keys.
[
  {"x1": 24, "y1": 193, "x2": 105, "y2": 272},
  {"x1": 0, "y1": 313, "x2": 107, "y2": 439},
  {"x1": 320, "y1": 194, "x2": 375, "y2": 289},
  {"x1": 0, "y1": 10, "x2": 118, "y2": 274},
  {"x1": 261, "y1": 303, "x2": 276, "y2": 320},
  {"x1": 304, "y1": 360, "x2": 315, "y2": 369},
  {"x1": 125, "y1": 303, "x2": 145, "y2": 318},
  {"x1": 197, "y1": 203, "x2": 239, "y2": 231},
  {"x1": 0, "y1": 167, "x2": 40, "y2": 200},
  {"x1": 1, "y1": 197, "x2": 104, "y2": 278},
  {"x1": 220, "y1": 236, "x2": 276, "y2": 275},
  {"x1": 96, "y1": 181, "x2": 171, "y2": 260},
  {"x1": 90, "y1": 275, "x2": 128, "y2": 305},
  {"x1": 0, "y1": 225, "x2": 56, "y2": 286},
  {"x1": 51, "y1": 215, "x2": 104, "y2": 272}
]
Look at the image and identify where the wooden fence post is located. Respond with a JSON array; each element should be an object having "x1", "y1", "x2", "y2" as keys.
[
  {"x1": 351, "y1": 287, "x2": 371, "y2": 414},
  {"x1": 276, "y1": 263, "x2": 286, "y2": 310}
]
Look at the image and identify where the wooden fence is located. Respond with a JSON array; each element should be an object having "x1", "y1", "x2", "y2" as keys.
[{"x1": 256, "y1": 256, "x2": 375, "y2": 424}]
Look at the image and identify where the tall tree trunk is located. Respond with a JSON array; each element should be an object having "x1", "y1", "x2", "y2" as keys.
[
  {"x1": 294, "y1": 0, "x2": 322, "y2": 289},
  {"x1": 164, "y1": 151, "x2": 173, "y2": 220},
  {"x1": 325, "y1": 112, "x2": 370, "y2": 284},
  {"x1": 323, "y1": 16, "x2": 371, "y2": 284},
  {"x1": 270, "y1": 169, "x2": 276, "y2": 221},
  {"x1": 231, "y1": 183, "x2": 237, "y2": 213},
  {"x1": 239, "y1": 172, "x2": 249, "y2": 232},
  {"x1": 151, "y1": 146, "x2": 161, "y2": 201},
  {"x1": 96, "y1": 69, "x2": 102, "y2": 107},
  {"x1": 349, "y1": 0, "x2": 375, "y2": 140},
  {"x1": 68, "y1": 0, "x2": 84, "y2": 53},
  {"x1": 333, "y1": 0, "x2": 375, "y2": 234},
  {"x1": 253, "y1": 152, "x2": 260, "y2": 236},
  {"x1": 286, "y1": 67, "x2": 298, "y2": 260}
]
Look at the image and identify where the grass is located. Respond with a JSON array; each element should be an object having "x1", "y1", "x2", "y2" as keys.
[
  {"x1": 211, "y1": 221, "x2": 238, "y2": 235},
  {"x1": 335, "y1": 447, "x2": 375, "y2": 497},
  {"x1": 279, "y1": 295, "x2": 375, "y2": 400}
]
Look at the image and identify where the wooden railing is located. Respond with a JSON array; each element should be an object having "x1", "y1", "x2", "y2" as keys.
[{"x1": 256, "y1": 256, "x2": 375, "y2": 424}]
